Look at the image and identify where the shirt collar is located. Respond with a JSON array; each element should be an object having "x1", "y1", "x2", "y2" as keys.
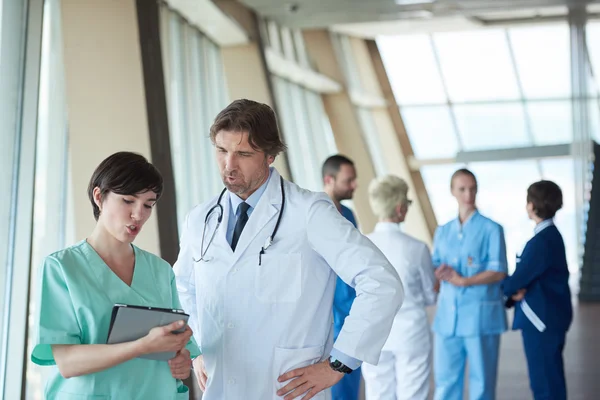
[
  {"x1": 229, "y1": 167, "x2": 273, "y2": 215},
  {"x1": 374, "y1": 222, "x2": 402, "y2": 232},
  {"x1": 454, "y1": 209, "x2": 479, "y2": 230},
  {"x1": 534, "y1": 219, "x2": 554, "y2": 235}
]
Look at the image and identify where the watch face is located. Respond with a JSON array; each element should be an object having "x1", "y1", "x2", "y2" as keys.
[{"x1": 331, "y1": 360, "x2": 342, "y2": 369}]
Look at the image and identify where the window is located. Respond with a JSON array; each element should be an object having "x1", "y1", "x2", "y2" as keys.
[
  {"x1": 272, "y1": 76, "x2": 337, "y2": 191},
  {"x1": 377, "y1": 34, "x2": 446, "y2": 105},
  {"x1": 434, "y1": 30, "x2": 520, "y2": 102},
  {"x1": 25, "y1": 0, "x2": 71, "y2": 397},
  {"x1": 160, "y1": 6, "x2": 229, "y2": 230},
  {"x1": 379, "y1": 22, "x2": 585, "y2": 277}
]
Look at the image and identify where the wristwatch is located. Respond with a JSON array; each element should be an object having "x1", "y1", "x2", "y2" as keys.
[{"x1": 328, "y1": 357, "x2": 353, "y2": 374}]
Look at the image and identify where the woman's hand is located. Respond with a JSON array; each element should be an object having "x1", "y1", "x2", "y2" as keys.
[
  {"x1": 168, "y1": 348, "x2": 192, "y2": 379},
  {"x1": 138, "y1": 320, "x2": 193, "y2": 355},
  {"x1": 443, "y1": 267, "x2": 468, "y2": 287},
  {"x1": 436, "y1": 264, "x2": 468, "y2": 287}
]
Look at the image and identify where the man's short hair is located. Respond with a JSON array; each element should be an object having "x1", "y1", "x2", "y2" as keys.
[
  {"x1": 210, "y1": 99, "x2": 287, "y2": 157},
  {"x1": 322, "y1": 154, "x2": 355, "y2": 180},
  {"x1": 527, "y1": 180, "x2": 563, "y2": 219}
]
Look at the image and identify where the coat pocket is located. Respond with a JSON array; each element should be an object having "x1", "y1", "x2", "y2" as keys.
[{"x1": 255, "y1": 253, "x2": 302, "y2": 303}]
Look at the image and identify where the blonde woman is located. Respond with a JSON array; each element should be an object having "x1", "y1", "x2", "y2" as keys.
[{"x1": 362, "y1": 175, "x2": 437, "y2": 400}]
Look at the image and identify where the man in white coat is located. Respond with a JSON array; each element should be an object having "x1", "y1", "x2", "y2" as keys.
[{"x1": 173, "y1": 99, "x2": 404, "y2": 400}]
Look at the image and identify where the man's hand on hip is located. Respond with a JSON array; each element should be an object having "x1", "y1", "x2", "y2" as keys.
[{"x1": 276, "y1": 359, "x2": 344, "y2": 400}]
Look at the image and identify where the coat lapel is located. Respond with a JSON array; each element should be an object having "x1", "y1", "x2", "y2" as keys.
[
  {"x1": 231, "y1": 169, "x2": 283, "y2": 264},
  {"x1": 215, "y1": 191, "x2": 234, "y2": 254}
]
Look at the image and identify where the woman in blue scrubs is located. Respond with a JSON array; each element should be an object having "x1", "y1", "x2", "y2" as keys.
[
  {"x1": 31, "y1": 152, "x2": 200, "y2": 399},
  {"x1": 432, "y1": 168, "x2": 508, "y2": 400},
  {"x1": 502, "y1": 180, "x2": 572, "y2": 400}
]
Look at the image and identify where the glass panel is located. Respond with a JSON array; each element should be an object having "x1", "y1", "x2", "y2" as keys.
[
  {"x1": 454, "y1": 103, "x2": 531, "y2": 150},
  {"x1": 272, "y1": 77, "x2": 307, "y2": 188},
  {"x1": 420, "y1": 164, "x2": 466, "y2": 225},
  {"x1": 161, "y1": 7, "x2": 228, "y2": 231},
  {"x1": 527, "y1": 100, "x2": 572, "y2": 145},
  {"x1": 292, "y1": 29, "x2": 310, "y2": 68},
  {"x1": 587, "y1": 22, "x2": 600, "y2": 91},
  {"x1": 400, "y1": 105, "x2": 459, "y2": 158},
  {"x1": 509, "y1": 24, "x2": 571, "y2": 99},
  {"x1": 540, "y1": 159, "x2": 578, "y2": 276},
  {"x1": 280, "y1": 27, "x2": 296, "y2": 62},
  {"x1": 357, "y1": 108, "x2": 387, "y2": 177},
  {"x1": 288, "y1": 82, "x2": 321, "y2": 191},
  {"x1": 267, "y1": 20, "x2": 282, "y2": 53},
  {"x1": 433, "y1": 30, "x2": 519, "y2": 102},
  {"x1": 0, "y1": 0, "x2": 3, "y2": 55},
  {"x1": 469, "y1": 160, "x2": 541, "y2": 274},
  {"x1": 377, "y1": 34, "x2": 447, "y2": 105},
  {"x1": 26, "y1": 0, "x2": 69, "y2": 397},
  {"x1": 303, "y1": 90, "x2": 337, "y2": 165},
  {"x1": 335, "y1": 34, "x2": 362, "y2": 94}
]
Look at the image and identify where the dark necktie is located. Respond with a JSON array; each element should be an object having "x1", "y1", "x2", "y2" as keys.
[{"x1": 231, "y1": 202, "x2": 250, "y2": 251}]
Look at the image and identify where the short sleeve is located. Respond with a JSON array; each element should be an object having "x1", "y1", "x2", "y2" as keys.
[
  {"x1": 485, "y1": 225, "x2": 508, "y2": 273},
  {"x1": 31, "y1": 256, "x2": 82, "y2": 366}
]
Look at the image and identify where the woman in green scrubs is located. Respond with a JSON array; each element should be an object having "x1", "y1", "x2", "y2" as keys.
[{"x1": 31, "y1": 152, "x2": 200, "y2": 400}]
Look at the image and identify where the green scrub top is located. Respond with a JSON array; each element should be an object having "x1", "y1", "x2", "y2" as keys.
[{"x1": 31, "y1": 240, "x2": 201, "y2": 400}]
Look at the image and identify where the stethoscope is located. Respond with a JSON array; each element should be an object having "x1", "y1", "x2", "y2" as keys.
[{"x1": 193, "y1": 176, "x2": 285, "y2": 266}]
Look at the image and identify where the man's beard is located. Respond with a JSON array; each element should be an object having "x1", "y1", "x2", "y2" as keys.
[
  {"x1": 334, "y1": 190, "x2": 353, "y2": 202},
  {"x1": 222, "y1": 161, "x2": 269, "y2": 196}
]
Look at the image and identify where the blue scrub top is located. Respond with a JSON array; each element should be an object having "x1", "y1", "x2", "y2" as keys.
[
  {"x1": 432, "y1": 211, "x2": 508, "y2": 337},
  {"x1": 333, "y1": 204, "x2": 358, "y2": 341}
]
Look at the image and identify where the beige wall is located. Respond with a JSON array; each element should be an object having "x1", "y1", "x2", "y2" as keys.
[{"x1": 61, "y1": 0, "x2": 160, "y2": 253}]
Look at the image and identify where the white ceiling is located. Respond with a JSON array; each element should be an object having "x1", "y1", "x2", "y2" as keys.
[{"x1": 237, "y1": 0, "x2": 600, "y2": 31}]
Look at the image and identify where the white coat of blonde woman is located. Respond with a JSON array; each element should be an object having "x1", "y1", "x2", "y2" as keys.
[{"x1": 362, "y1": 175, "x2": 437, "y2": 400}]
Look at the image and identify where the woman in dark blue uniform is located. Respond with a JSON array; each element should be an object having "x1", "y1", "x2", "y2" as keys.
[{"x1": 502, "y1": 180, "x2": 572, "y2": 400}]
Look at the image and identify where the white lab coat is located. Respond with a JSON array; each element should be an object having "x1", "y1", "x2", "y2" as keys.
[
  {"x1": 173, "y1": 169, "x2": 403, "y2": 400},
  {"x1": 362, "y1": 222, "x2": 437, "y2": 400}
]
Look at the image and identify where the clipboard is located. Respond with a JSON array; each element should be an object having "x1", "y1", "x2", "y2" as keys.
[{"x1": 106, "y1": 304, "x2": 189, "y2": 361}]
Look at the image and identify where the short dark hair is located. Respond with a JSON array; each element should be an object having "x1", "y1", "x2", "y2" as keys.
[
  {"x1": 87, "y1": 152, "x2": 163, "y2": 221},
  {"x1": 527, "y1": 180, "x2": 563, "y2": 219},
  {"x1": 322, "y1": 154, "x2": 355, "y2": 180},
  {"x1": 209, "y1": 99, "x2": 287, "y2": 157},
  {"x1": 451, "y1": 168, "x2": 478, "y2": 189}
]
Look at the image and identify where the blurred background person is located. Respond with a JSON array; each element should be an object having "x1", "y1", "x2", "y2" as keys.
[
  {"x1": 502, "y1": 180, "x2": 572, "y2": 400},
  {"x1": 432, "y1": 168, "x2": 508, "y2": 400},
  {"x1": 322, "y1": 154, "x2": 361, "y2": 400},
  {"x1": 362, "y1": 175, "x2": 437, "y2": 400}
]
